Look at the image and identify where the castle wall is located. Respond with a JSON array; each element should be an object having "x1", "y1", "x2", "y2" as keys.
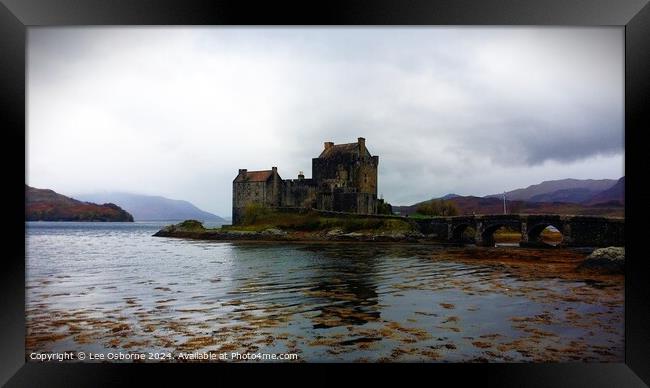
[
  {"x1": 356, "y1": 156, "x2": 379, "y2": 194},
  {"x1": 312, "y1": 153, "x2": 357, "y2": 192},
  {"x1": 317, "y1": 192, "x2": 333, "y2": 211},
  {"x1": 311, "y1": 145, "x2": 378, "y2": 214},
  {"x1": 232, "y1": 169, "x2": 282, "y2": 224},
  {"x1": 232, "y1": 181, "x2": 268, "y2": 224},
  {"x1": 356, "y1": 192, "x2": 377, "y2": 214},
  {"x1": 282, "y1": 179, "x2": 317, "y2": 208},
  {"x1": 333, "y1": 190, "x2": 359, "y2": 213},
  {"x1": 268, "y1": 173, "x2": 282, "y2": 208}
]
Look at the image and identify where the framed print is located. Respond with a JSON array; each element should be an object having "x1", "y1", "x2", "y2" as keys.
[{"x1": 2, "y1": 0, "x2": 649, "y2": 386}]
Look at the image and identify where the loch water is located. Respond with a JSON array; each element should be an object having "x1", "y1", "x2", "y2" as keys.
[{"x1": 26, "y1": 221, "x2": 624, "y2": 362}]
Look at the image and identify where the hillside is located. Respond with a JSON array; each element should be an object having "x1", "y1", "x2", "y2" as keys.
[
  {"x1": 387, "y1": 177, "x2": 625, "y2": 217},
  {"x1": 26, "y1": 185, "x2": 134, "y2": 222},
  {"x1": 393, "y1": 195, "x2": 623, "y2": 218},
  {"x1": 585, "y1": 177, "x2": 625, "y2": 206},
  {"x1": 487, "y1": 178, "x2": 617, "y2": 202},
  {"x1": 75, "y1": 192, "x2": 225, "y2": 222},
  {"x1": 528, "y1": 188, "x2": 597, "y2": 203}
]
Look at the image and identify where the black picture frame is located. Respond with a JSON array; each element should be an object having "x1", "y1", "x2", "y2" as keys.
[{"x1": 2, "y1": 0, "x2": 649, "y2": 386}]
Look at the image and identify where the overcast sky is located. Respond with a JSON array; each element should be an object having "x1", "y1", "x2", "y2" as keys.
[{"x1": 27, "y1": 27, "x2": 624, "y2": 216}]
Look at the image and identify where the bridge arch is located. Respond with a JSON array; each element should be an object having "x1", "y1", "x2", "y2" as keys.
[
  {"x1": 527, "y1": 222, "x2": 564, "y2": 246},
  {"x1": 451, "y1": 223, "x2": 475, "y2": 243},
  {"x1": 480, "y1": 224, "x2": 506, "y2": 247},
  {"x1": 476, "y1": 218, "x2": 522, "y2": 247}
]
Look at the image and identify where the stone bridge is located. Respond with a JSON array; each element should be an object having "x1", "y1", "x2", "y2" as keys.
[{"x1": 412, "y1": 214, "x2": 624, "y2": 247}]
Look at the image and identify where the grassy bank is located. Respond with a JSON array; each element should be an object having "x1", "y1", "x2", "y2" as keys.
[
  {"x1": 223, "y1": 209, "x2": 415, "y2": 234},
  {"x1": 154, "y1": 210, "x2": 423, "y2": 242}
]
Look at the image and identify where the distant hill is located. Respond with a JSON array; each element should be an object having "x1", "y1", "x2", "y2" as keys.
[
  {"x1": 487, "y1": 178, "x2": 618, "y2": 202},
  {"x1": 393, "y1": 195, "x2": 623, "y2": 218},
  {"x1": 528, "y1": 188, "x2": 597, "y2": 203},
  {"x1": 393, "y1": 176, "x2": 625, "y2": 218},
  {"x1": 75, "y1": 192, "x2": 225, "y2": 222},
  {"x1": 585, "y1": 177, "x2": 625, "y2": 206},
  {"x1": 26, "y1": 185, "x2": 134, "y2": 222}
]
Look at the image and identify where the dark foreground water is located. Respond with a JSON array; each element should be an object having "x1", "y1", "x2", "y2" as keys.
[{"x1": 26, "y1": 222, "x2": 624, "y2": 362}]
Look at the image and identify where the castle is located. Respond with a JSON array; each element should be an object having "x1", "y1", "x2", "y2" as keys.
[{"x1": 232, "y1": 137, "x2": 379, "y2": 224}]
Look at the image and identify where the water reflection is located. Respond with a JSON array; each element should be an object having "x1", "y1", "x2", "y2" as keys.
[
  {"x1": 25, "y1": 223, "x2": 625, "y2": 362},
  {"x1": 300, "y1": 245, "x2": 381, "y2": 329}
]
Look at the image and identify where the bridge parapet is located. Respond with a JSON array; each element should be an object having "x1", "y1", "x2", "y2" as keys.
[
  {"x1": 560, "y1": 216, "x2": 624, "y2": 247},
  {"x1": 411, "y1": 214, "x2": 624, "y2": 247}
]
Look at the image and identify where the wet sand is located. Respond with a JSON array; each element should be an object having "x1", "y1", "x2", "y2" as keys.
[{"x1": 426, "y1": 247, "x2": 624, "y2": 362}]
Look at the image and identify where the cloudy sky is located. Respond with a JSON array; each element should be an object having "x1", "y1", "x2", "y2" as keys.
[{"x1": 27, "y1": 27, "x2": 624, "y2": 216}]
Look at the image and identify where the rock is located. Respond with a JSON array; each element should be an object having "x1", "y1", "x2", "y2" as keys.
[
  {"x1": 343, "y1": 232, "x2": 365, "y2": 238},
  {"x1": 406, "y1": 231, "x2": 425, "y2": 239},
  {"x1": 380, "y1": 231, "x2": 405, "y2": 240},
  {"x1": 225, "y1": 230, "x2": 258, "y2": 236},
  {"x1": 261, "y1": 228, "x2": 287, "y2": 236},
  {"x1": 579, "y1": 246, "x2": 625, "y2": 273},
  {"x1": 326, "y1": 228, "x2": 344, "y2": 236},
  {"x1": 153, "y1": 220, "x2": 205, "y2": 236}
]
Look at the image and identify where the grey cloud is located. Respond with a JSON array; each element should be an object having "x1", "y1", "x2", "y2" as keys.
[
  {"x1": 27, "y1": 27, "x2": 624, "y2": 215},
  {"x1": 455, "y1": 115, "x2": 624, "y2": 166}
]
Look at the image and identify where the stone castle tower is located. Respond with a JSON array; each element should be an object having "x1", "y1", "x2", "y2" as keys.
[{"x1": 232, "y1": 137, "x2": 378, "y2": 224}]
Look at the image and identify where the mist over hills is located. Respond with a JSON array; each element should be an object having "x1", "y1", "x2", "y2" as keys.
[{"x1": 75, "y1": 192, "x2": 225, "y2": 222}]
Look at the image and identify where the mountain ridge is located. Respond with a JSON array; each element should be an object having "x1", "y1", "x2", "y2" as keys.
[
  {"x1": 584, "y1": 177, "x2": 625, "y2": 206},
  {"x1": 486, "y1": 178, "x2": 618, "y2": 202},
  {"x1": 393, "y1": 177, "x2": 624, "y2": 217},
  {"x1": 26, "y1": 185, "x2": 134, "y2": 222}
]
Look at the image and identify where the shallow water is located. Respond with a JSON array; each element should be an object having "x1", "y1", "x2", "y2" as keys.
[{"x1": 25, "y1": 221, "x2": 624, "y2": 362}]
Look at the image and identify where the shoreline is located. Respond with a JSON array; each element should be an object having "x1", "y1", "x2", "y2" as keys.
[
  {"x1": 153, "y1": 219, "x2": 439, "y2": 244},
  {"x1": 152, "y1": 224, "x2": 577, "y2": 249},
  {"x1": 153, "y1": 229, "x2": 451, "y2": 244},
  {"x1": 152, "y1": 222, "x2": 624, "y2": 275}
]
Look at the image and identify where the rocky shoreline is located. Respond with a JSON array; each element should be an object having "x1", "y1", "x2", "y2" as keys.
[
  {"x1": 153, "y1": 221, "x2": 625, "y2": 273},
  {"x1": 153, "y1": 223, "x2": 439, "y2": 243}
]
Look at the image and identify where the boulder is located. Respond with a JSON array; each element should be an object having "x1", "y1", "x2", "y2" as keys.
[
  {"x1": 261, "y1": 228, "x2": 287, "y2": 236},
  {"x1": 342, "y1": 232, "x2": 365, "y2": 239},
  {"x1": 579, "y1": 246, "x2": 625, "y2": 273},
  {"x1": 326, "y1": 228, "x2": 344, "y2": 237},
  {"x1": 380, "y1": 231, "x2": 405, "y2": 240},
  {"x1": 406, "y1": 231, "x2": 425, "y2": 239}
]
